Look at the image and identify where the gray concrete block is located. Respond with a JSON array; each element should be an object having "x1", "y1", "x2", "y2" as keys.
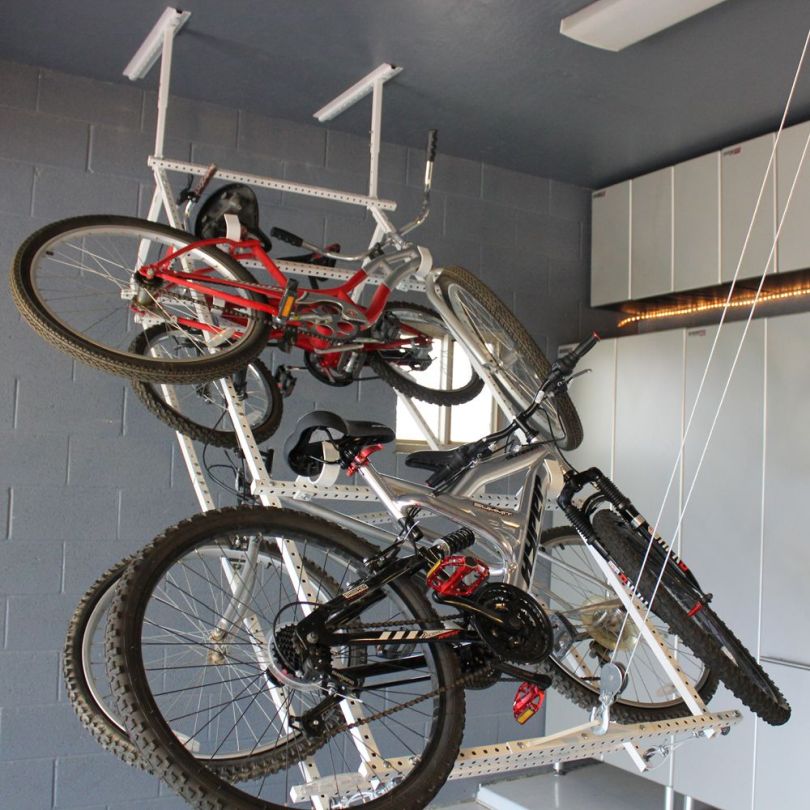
[
  {"x1": 262, "y1": 204, "x2": 326, "y2": 248},
  {"x1": 61, "y1": 540, "x2": 135, "y2": 597},
  {"x1": 191, "y1": 143, "x2": 284, "y2": 206},
  {"x1": 323, "y1": 211, "x2": 377, "y2": 256},
  {"x1": 39, "y1": 70, "x2": 142, "y2": 129},
  {"x1": 281, "y1": 161, "x2": 368, "y2": 218},
  {"x1": 10, "y1": 485, "x2": 118, "y2": 542},
  {"x1": 408, "y1": 148, "x2": 481, "y2": 198},
  {"x1": 445, "y1": 196, "x2": 516, "y2": 247},
  {"x1": 5, "y1": 593, "x2": 77, "y2": 650},
  {"x1": 0, "y1": 541, "x2": 62, "y2": 593},
  {"x1": 0, "y1": 158, "x2": 34, "y2": 216},
  {"x1": 55, "y1": 753, "x2": 161, "y2": 806},
  {"x1": 0, "y1": 433, "x2": 68, "y2": 488},
  {"x1": 549, "y1": 257, "x2": 589, "y2": 306},
  {"x1": 143, "y1": 91, "x2": 238, "y2": 148},
  {"x1": 426, "y1": 237, "x2": 482, "y2": 274},
  {"x1": 0, "y1": 650, "x2": 59, "y2": 704},
  {"x1": 326, "y1": 130, "x2": 407, "y2": 186},
  {"x1": 376, "y1": 179, "x2": 445, "y2": 245},
  {"x1": 0, "y1": 376, "x2": 15, "y2": 433},
  {"x1": 550, "y1": 179, "x2": 591, "y2": 222},
  {"x1": 482, "y1": 164, "x2": 550, "y2": 213},
  {"x1": 0, "y1": 106, "x2": 89, "y2": 169},
  {"x1": 2, "y1": 703, "x2": 106, "y2": 757},
  {"x1": 517, "y1": 210, "x2": 582, "y2": 262},
  {"x1": 0, "y1": 311, "x2": 76, "y2": 386},
  {"x1": 0, "y1": 59, "x2": 39, "y2": 110},
  {"x1": 0, "y1": 758, "x2": 54, "y2": 809},
  {"x1": 90, "y1": 124, "x2": 189, "y2": 181},
  {"x1": 108, "y1": 796, "x2": 188, "y2": 810},
  {"x1": 15, "y1": 374, "x2": 124, "y2": 437},
  {"x1": 68, "y1": 434, "x2": 172, "y2": 491},
  {"x1": 32, "y1": 166, "x2": 140, "y2": 219},
  {"x1": 239, "y1": 111, "x2": 326, "y2": 166},
  {"x1": 117, "y1": 487, "x2": 199, "y2": 543}
]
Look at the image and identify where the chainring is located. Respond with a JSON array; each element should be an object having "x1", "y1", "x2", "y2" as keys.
[{"x1": 471, "y1": 583, "x2": 553, "y2": 665}]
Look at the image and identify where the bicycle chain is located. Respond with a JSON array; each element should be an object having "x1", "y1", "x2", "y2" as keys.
[{"x1": 301, "y1": 613, "x2": 479, "y2": 746}]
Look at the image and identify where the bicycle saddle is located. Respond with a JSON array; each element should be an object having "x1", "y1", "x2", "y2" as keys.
[
  {"x1": 285, "y1": 410, "x2": 395, "y2": 477},
  {"x1": 195, "y1": 183, "x2": 273, "y2": 250}
]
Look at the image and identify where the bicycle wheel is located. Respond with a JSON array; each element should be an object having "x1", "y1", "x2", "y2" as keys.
[
  {"x1": 593, "y1": 510, "x2": 791, "y2": 726},
  {"x1": 434, "y1": 266, "x2": 583, "y2": 449},
  {"x1": 534, "y1": 525, "x2": 718, "y2": 723},
  {"x1": 66, "y1": 546, "x2": 350, "y2": 781},
  {"x1": 106, "y1": 507, "x2": 465, "y2": 809},
  {"x1": 64, "y1": 556, "x2": 144, "y2": 768},
  {"x1": 129, "y1": 324, "x2": 282, "y2": 448},
  {"x1": 11, "y1": 215, "x2": 268, "y2": 384},
  {"x1": 367, "y1": 301, "x2": 484, "y2": 406}
]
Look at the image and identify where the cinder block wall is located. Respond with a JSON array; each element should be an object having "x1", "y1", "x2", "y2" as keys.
[{"x1": 0, "y1": 58, "x2": 616, "y2": 808}]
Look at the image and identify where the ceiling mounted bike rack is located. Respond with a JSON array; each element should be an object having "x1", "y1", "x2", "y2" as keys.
[{"x1": 126, "y1": 13, "x2": 741, "y2": 791}]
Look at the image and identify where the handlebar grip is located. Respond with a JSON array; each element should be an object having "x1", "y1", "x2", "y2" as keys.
[
  {"x1": 191, "y1": 164, "x2": 218, "y2": 198},
  {"x1": 270, "y1": 227, "x2": 304, "y2": 247},
  {"x1": 570, "y1": 332, "x2": 600, "y2": 362},
  {"x1": 426, "y1": 129, "x2": 438, "y2": 163},
  {"x1": 556, "y1": 332, "x2": 600, "y2": 375}
]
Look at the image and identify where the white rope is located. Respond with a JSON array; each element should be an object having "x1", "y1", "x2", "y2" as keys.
[{"x1": 612, "y1": 25, "x2": 810, "y2": 677}]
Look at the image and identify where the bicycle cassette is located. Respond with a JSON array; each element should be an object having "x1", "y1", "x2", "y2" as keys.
[{"x1": 471, "y1": 583, "x2": 553, "y2": 665}]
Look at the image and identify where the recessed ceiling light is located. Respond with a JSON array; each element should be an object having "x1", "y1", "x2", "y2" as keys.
[{"x1": 560, "y1": 0, "x2": 729, "y2": 52}]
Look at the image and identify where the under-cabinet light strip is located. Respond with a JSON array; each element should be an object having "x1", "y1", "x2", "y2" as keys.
[{"x1": 617, "y1": 284, "x2": 810, "y2": 327}]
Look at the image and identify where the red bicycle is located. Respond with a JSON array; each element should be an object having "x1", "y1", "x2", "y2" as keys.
[{"x1": 11, "y1": 133, "x2": 583, "y2": 451}]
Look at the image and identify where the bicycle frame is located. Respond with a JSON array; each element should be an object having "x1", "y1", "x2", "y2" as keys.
[{"x1": 137, "y1": 236, "x2": 433, "y2": 354}]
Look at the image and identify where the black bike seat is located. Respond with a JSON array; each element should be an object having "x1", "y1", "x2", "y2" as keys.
[
  {"x1": 285, "y1": 410, "x2": 395, "y2": 477},
  {"x1": 195, "y1": 183, "x2": 272, "y2": 251}
]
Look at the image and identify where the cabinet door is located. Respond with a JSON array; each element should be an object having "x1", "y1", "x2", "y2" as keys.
[
  {"x1": 776, "y1": 121, "x2": 810, "y2": 273},
  {"x1": 591, "y1": 181, "x2": 630, "y2": 306},
  {"x1": 631, "y1": 168, "x2": 673, "y2": 299},
  {"x1": 613, "y1": 329, "x2": 684, "y2": 535},
  {"x1": 673, "y1": 319, "x2": 764, "y2": 810},
  {"x1": 565, "y1": 338, "x2": 616, "y2": 477},
  {"x1": 721, "y1": 133, "x2": 776, "y2": 282},
  {"x1": 674, "y1": 152, "x2": 720, "y2": 291},
  {"x1": 762, "y1": 313, "x2": 810, "y2": 665},
  {"x1": 753, "y1": 661, "x2": 810, "y2": 809}
]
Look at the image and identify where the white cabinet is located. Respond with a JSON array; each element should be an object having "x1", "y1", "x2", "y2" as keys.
[
  {"x1": 613, "y1": 329, "x2": 684, "y2": 534},
  {"x1": 762, "y1": 312, "x2": 810, "y2": 665},
  {"x1": 630, "y1": 167, "x2": 672, "y2": 299},
  {"x1": 776, "y1": 120, "x2": 810, "y2": 273},
  {"x1": 753, "y1": 661, "x2": 810, "y2": 810},
  {"x1": 591, "y1": 181, "x2": 630, "y2": 306},
  {"x1": 674, "y1": 152, "x2": 720, "y2": 291},
  {"x1": 674, "y1": 320, "x2": 764, "y2": 810},
  {"x1": 565, "y1": 338, "x2": 616, "y2": 476},
  {"x1": 721, "y1": 133, "x2": 776, "y2": 283}
]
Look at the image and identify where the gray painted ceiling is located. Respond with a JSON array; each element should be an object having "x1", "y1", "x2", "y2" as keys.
[{"x1": 2, "y1": 0, "x2": 809, "y2": 187}]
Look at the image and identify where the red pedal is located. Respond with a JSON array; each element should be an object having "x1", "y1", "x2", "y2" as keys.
[
  {"x1": 513, "y1": 682, "x2": 545, "y2": 725},
  {"x1": 425, "y1": 555, "x2": 489, "y2": 597}
]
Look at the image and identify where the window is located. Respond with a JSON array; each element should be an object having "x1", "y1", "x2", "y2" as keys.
[{"x1": 395, "y1": 336, "x2": 495, "y2": 449}]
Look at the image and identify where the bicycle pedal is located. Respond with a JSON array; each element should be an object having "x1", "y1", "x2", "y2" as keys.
[
  {"x1": 513, "y1": 682, "x2": 545, "y2": 725},
  {"x1": 274, "y1": 278, "x2": 299, "y2": 326},
  {"x1": 425, "y1": 555, "x2": 489, "y2": 598}
]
